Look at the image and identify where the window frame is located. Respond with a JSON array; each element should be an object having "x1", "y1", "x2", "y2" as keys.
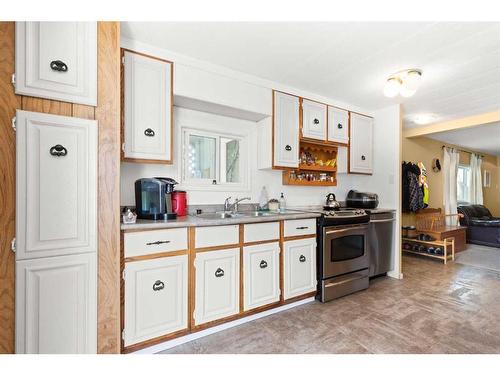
[
  {"x1": 457, "y1": 164, "x2": 471, "y2": 205},
  {"x1": 180, "y1": 127, "x2": 249, "y2": 192}
]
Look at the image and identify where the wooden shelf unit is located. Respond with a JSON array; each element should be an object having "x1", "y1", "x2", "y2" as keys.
[
  {"x1": 282, "y1": 140, "x2": 338, "y2": 186},
  {"x1": 402, "y1": 237, "x2": 455, "y2": 264}
]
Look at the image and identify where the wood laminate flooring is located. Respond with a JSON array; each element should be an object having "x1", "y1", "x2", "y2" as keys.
[{"x1": 161, "y1": 255, "x2": 500, "y2": 354}]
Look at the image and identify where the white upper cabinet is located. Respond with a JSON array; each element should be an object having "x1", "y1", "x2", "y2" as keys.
[
  {"x1": 124, "y1": 255, "x2": 188, "y2": 346},
  {"x1": 15, "y1": 22, "x2": 97, "y2": 106},
  {"x1": 273, "y1": 91, "x2": 299, "y2": 168},
  {"x1": 301, "y1": 99, "x2": 327, "y2": 141},
  {"x1": 328, "y1": 107, "x2": 349, "y2": 144},
  {"x1": 123, "y1": 50, "x2": 173, "y2": 163},
  {"x1": 349, "y1": 113, "x2": 374, "y2": 175},
  {"x1": 16, "y1": 110, "x2": 97, "y2": 260},
  {"x1": 16, "y1": 252, "x2": 97, "y2": 354},
  {"x1": 194, "y1": 248, "x2": 240, "y2": 325}
]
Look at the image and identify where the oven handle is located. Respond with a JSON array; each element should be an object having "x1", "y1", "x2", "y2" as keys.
[
  {"x1": 325, "y1": 226, "x2": 367, "y2": 235},
  {"x1": 370, "y1": 218, "x2": 396, "y2": 223}
]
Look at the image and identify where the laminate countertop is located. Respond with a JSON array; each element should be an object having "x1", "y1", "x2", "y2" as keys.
[{"x1": 121, "y1": 211, "x2": 322, "y2": 231}]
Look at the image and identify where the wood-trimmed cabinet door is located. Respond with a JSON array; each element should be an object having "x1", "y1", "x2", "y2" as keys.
[
  {"x1": 194, "y1": 248, "x2": 240, "y2": 325},
  {"x1": 243, "y1": 242, "x2": 280, "y2": 311},
  {"x1": 123, "y1": 255, "x2": 188, "y2": 347},
  {"x1": 349, "y1": 113, "x2": 373, "y2": 174},
  {"x1": 328, "y1": 107, "x2": 349, "y2": 144},
  {"x1": 15, "y1": 22, "x2": 97, "y2": 105},
  {"x1": 273, "y1": 91, "x2": 299, "y2": 168},
  {"x1": 123, "y1": 50, "x2": 173, "y2": 163},
  {"x1": 283, "y1": 238, "x2": 317, "y2": 300},
  {"x1": 16, "y1": 110, "x2": 97, "y2": 260},
  {"x1": 15, "y1": 252, "x2": 97, "y2": 354},
  {"x1": 301, "y1": 99, "x2": 327, "y2": 141}
]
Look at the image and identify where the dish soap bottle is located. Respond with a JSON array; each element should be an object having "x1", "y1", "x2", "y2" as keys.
[
  {"x1": 279, "y1": 192, "x2": 286, "y2": 213},
  {"x1": 259, "y1": 186, "x2": 269, "y2": 210}
]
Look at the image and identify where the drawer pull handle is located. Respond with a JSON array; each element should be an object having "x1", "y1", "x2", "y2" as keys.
[
  {"x1": 313, "y1": 118, "x2": 320, "y2": 124},
  {"x1": 361, "y1": 155, "x2": 366, "y2": 161},
  {"x1": 215, "y1": 268, "x2": 224, "y2": 278},
  {"x1": 144, "y1": 128, "x2": 155, "y2": 137},
  {"x1": 299, "y1": 254, "x2": 306, "y2": 263},
  {"x1": 285, "y1": 145, "x2": 292, "y2": 151},
  {"x1": 338, "y1": 123, "x2": 343, "y2": 129},
  {"x1": 146, "y1": 240, "x2": 171, "y2": 246},
  {"x1": 296, "y1": 226, "x2": 309, "y2": 230},
  {"x1": 50, "y1": 60, "x2": 68, "y2": 72},
  {"x1": 49, "y1": 144, "x2": 68, "y2": 157},
  {"x1": 259, "y1": 260, "x2": 268, "y2": 269},
  {"x1": 152, "y1": 280, "x2": 165, "y2": 291}
]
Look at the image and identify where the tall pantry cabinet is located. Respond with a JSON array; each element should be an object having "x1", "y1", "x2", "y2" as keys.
[{"x1": 14, "y1": 22, "x2": 98, "y2": 354}]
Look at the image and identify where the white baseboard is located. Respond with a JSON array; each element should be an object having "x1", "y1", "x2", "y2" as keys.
[{"x1": 131, "y1": 297, "x2": 316, "y2": 354}]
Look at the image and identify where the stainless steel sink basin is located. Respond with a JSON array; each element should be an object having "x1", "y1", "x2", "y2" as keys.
[
  {"x1": 196, "y1": 212, "x2": 244, "y2": 220},
  {"x1": 196, "y1": 211, "x2": 277, "y2": 220}
]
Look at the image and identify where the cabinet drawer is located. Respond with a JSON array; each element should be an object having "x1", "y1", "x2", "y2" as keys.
[
  {"x1": 283, "y1": 238, "x2": 317, "y2": 299},
  {"x1": 284, "y1": 219, "x2": 316, "y2": 237},
  {"x1": 244, "y1": 222, "x2": 279, "y2": 243},
  {"x1": 124, "y1": 228, "x2": 188, "y2": 258},
  {"x1": 124, "y1": 255, "x2": 188, "y2": 346},
  {"x1": 243, "y1": 242, "x2": 280, "y2": 310},
  {"x1": 194, "y1": 248, "x2": 240, "y2": 325},
  {"x1": 195, "y1": 225, "x2": 239, "y2": 248}
]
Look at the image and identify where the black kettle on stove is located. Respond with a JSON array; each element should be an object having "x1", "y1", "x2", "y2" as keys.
[{"x1": 324, "y1": 193, "x2": 341, "y2": 211}]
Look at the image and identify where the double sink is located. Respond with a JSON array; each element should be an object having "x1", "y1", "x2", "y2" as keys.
[{"x1": 196, "y1": 211, "x2": 279, "y2": 220}]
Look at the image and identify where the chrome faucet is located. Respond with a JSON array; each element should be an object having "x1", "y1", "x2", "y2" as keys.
[{"x1": 224, "y1": 196, "x2": 251, "y2": 213}]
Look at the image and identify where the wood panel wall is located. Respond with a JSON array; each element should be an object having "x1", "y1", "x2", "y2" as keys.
[{"x1": 0, "y1": 21, "x2": 121, "y2": 354}]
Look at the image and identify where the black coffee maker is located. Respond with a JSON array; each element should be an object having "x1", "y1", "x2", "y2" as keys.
[{"x1": 135, "y1": 177, "x2": 178, "y2": 220}]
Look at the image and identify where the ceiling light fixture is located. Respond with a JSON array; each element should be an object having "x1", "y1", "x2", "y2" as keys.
[
  {"x1": 383, "y1": 69, "x2": 422, "y2": 98},
  {"x1": 412, "y1": 114, "x2": 437, "y2": 125}
]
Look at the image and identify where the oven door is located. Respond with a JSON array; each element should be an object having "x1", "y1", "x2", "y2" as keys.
[{"x1": 322, "y1": 224, "x2": 369, "y2": 278}]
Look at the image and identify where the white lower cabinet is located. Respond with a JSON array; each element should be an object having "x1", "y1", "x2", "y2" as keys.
[
  {"x1": 124, "y1": 255, "x2": 188, "y2": 347},
  {"x1": 194, "y1": 248, "x2": 240, "y2": 325},
  {"x1": 283, "y1": 238, "x2": 317, "y2": 300},
  {"x1": 15, "y1": 252, "x2": 97, "y2": 354},
  {"x1": 243, "y1": 242, "x2": 280, "y2": 311}
]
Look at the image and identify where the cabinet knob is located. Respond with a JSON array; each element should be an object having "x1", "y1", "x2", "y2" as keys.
[
  {"x1": 259, "y1": 260, "x2": 268, "y2": 269},
  {"x1": 152, "y1": 280, "x2": 165, "y2": 291},
  {"x1": 49, "y1": 144, "x2": 68, "y2": 157},
  {"x1": 50, "y1": 60, "x2": 68, "y2": 72},
  {"x1": 337, "y1": 123, "x2": 343, "y2": 129},
  {"x1": 144, "y1": 128, "x2": 155, "y2": 137},
  {"x1": 361, "y1": 155, "x2": 366, "y2": 161},
  {"x1": 299, "y1": 255, "x2": 306, "y2": 263},
  {"x1": 215, "y1": 268, "x2": 225, "y2": 277},
  {"x1": 285, "y1": 145, "x2": 292, "y2": 151},
  {"x1": 313, "y1": 118, "x2": 320, "y2": 124}
]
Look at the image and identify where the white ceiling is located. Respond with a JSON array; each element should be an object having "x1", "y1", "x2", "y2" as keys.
[
  {"x1": 121, "y1": 22, "x2": 500, "y2": 127},
  {"x1": 426, "y1": 122, "x2": 500, "y2": 156}
]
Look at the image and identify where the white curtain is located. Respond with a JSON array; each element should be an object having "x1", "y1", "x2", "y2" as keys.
[
  {"x1": 470, "y1": 153, "x2": 483, "y2": 205},
  {"x1": 443, "y1": 147, "x2": 460, "y2": 226}
]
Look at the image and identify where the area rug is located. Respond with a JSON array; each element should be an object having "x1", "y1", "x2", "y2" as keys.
[{"x1": 455, "y1": 244, "x2": 500, "y2": 272}]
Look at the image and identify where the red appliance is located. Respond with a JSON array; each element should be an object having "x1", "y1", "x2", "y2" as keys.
[{"x1": 171, "y1": 191, "x2": 187, "y2": 216}]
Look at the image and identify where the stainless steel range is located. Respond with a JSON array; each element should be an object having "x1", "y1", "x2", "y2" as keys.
[{"x1": 317, "y1": 208, "x2": 370, "y2": 302}]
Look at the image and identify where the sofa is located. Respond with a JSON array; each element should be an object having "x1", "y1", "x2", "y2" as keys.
[{"x1": 457, "y1": 205, "x2": 500, "y2": 248}]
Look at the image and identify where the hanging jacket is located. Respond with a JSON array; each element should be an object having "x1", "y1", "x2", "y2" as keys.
[
  {"x1": 418, "y1": 161, "x2": 429, "y2": 208},
  {"x1": 402, "y1": 162, "x2": 425, "y2": 212}
]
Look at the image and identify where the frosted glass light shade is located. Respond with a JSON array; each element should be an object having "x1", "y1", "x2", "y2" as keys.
[{"x1": 383, "y1": 78, "x2": 401, "y2": 98}]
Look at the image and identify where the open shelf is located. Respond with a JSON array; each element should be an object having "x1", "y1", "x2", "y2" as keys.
[
  {"x1": 402, "y1": 237, "x2": 455, "y2": 264},
  {"x1": 298, "y1": 164, "x2": 337, "y2": 172}
]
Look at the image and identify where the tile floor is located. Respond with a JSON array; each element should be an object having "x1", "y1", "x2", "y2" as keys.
[{"x1": 161, "y1": 255, "x2": 500, "y2": 354}]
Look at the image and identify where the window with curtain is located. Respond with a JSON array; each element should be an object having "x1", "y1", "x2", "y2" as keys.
[{"x1": 457, "y1": 164, "x2": 471, "y2": 204}]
